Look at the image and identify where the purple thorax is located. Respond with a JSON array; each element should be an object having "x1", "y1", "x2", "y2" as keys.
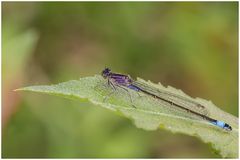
[{"x1": 101, "y1": 68, "x2": 140, "y2": 91}]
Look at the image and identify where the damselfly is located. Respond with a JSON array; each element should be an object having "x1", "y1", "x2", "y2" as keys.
[{"x1": 101, "y1": 68, "x2": 232, "y2": 131}]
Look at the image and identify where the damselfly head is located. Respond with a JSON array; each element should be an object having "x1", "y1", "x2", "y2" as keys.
[{"x1": 102, "y1": 68, "x2": 111, "y2": 78}]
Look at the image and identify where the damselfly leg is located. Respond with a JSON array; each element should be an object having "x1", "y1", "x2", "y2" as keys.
[
  {"x1": 102, "y1": 79, "x2": 117, "y2": 102},
  {"x1": 101, "y1": 79, "x2": 136, "y2": 108},
  {"x1": 114, "y1": 84, "x2": 136, "y2": 108}
]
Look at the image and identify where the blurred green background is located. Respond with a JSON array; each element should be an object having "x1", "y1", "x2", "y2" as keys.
[{"x1": 2, "y1": 2, "x2": 238, "y2": 158}]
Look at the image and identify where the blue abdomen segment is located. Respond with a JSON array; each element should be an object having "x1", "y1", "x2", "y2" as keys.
[
  {"x1": 128, "y1": 84, "x2": 141, "y2": 91},
  {"x1": 210, "y1": 120, "x2": 232, "y2": 131}
]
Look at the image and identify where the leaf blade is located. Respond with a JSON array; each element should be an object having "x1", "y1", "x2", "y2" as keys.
[{"x1": 16, "y1": 75, "x2": 238, "y2": 158}]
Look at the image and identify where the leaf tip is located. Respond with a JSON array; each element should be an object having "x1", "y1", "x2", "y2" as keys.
[
  {"x1": 13, "y1": 88, "x2": 22, "y2": 92},
  {"x1": 14, "y1": 87, "x2": 30, "y2": 92}
]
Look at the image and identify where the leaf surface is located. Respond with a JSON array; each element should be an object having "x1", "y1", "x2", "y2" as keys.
[{"x1": 16, "y1": 75, "x2": 238, "y2": 158}]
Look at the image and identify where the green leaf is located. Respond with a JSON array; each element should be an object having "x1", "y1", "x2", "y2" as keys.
[{"x1": 16, "y1": 75, "x2": 238, "y2": 158}]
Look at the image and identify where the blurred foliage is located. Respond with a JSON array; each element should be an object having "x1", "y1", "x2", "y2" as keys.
[{"x1": 2, "y1": 2, "x2": 237, "y2": 158}]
